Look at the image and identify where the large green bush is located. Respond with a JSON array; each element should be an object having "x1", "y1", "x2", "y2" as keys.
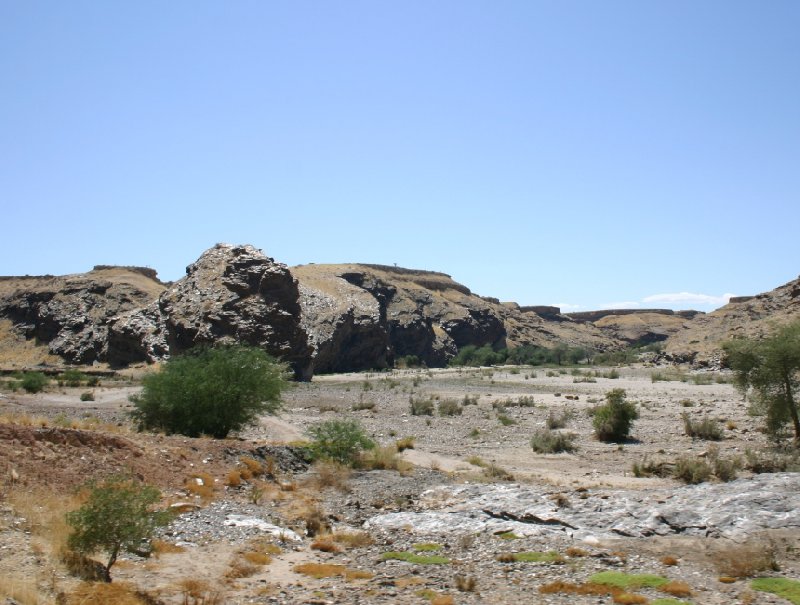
[
  {"x1": 130, "y1": 345, "x2": 288, "y2": 438},
  {"x1": 592, "y1": 388, "x2": 638, "y2": 442},
  {"x1": 66, "y1": 476, "x2": 171, "y2": 582},
  {"x1": 308, "y1": 419, "x2": 375, "y2": 465},
  {"x1": 19, "y1": 371, "x2": 49, "y2": 393}
]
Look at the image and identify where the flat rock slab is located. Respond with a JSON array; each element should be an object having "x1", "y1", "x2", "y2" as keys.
[{"x1": 365, "y1": 473, "x2": 800, "y2": 542}]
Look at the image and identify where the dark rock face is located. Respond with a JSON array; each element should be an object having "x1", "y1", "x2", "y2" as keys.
[
  {"x1": 107, "y1": 244, "x2": 313, "y2": 379},
  {"x1": 0, "y1": 271, "x2": 164, "y2": 364},
  {"x1": 293, "y1": 264, "x2": 507, "y2": 373}
]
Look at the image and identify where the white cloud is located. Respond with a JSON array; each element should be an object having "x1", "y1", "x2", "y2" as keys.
[
  {"x1": 642, "y1": 292, "x2": 736, "y2": 308},
  {"x1": 552, "y1": 302, "x2": 582, "y2": 311},
  {"x1": 602, "y1": 301, "x2": 641, "y2": 310}
]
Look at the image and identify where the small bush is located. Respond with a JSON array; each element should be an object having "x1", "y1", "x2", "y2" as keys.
[
  {"x1": 593, "y1": 389, "x2": 638, "y2": 442},
  {"x1": 673, "y1": 456, "x2": 712, "y2": 484},
  {"x1": 410, "y1": 396, "x2": 434, "y2": 416},
  {"x1": 395, "y1": 436, "x2": 415, "y2": 451},
  {"x1": 714, "y1": 539, "x2": 779, "y2": 578},
  {"x1": 497, "y1": 413, "x2": 517, "y2": 426},
  {"x1": 546, "y1": 409, "x2": 573, "y2": 429},
  {"x1": 80, "y1": 391, "x2": 95, "y2": 402},
  {"x1": 530, "y1": 428, "x2": 577, "y2": 453},
  {"x1": 66, "y1": 476, "x2": 171, "y2": 582},
  {"x1": 438, "y1": 399, "x2": 463, "y2": 416},
  {"x1": 682, "y1": 413, "x2": 722, "y2": 440},
  {"x1": 308, "y1": 419, "x2": 375, "y2": 466},
  {"x1": 20, "y1": 372, "x2": 48, "y2": 393},
  {"x1": 61, "y1": 370, "x2": 87, "y2": 387}
]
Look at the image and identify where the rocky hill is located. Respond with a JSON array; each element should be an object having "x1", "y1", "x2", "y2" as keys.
[
  {"x1": 4, "y1": 243, "x2": 795, "y2": 375},
  {"x1": 664, "y1": 274, "x2": 800, "y2": 365}
]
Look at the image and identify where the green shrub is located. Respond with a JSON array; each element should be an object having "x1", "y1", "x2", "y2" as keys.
[
  {"x1": 66, "y1": 476, "x2": 171, "y2": 582},
  {"x1": 19, "y1": 372, "x2": 49, "y2": 393},
  {"x1": 681, "y1": 413, "x2": 723, "y2": 440},
  {"x1": 593, "y1": 389, "x2": 638, "y2": 442},
  {"x1": 80, "y1": 391, "x2": 95, "y2": 402},
  {"x1": 530, "y1": 428, "x2": 577, "y2": 453},
  {"x1": 410, "y1": 396, "x2": 434, "y2": 416},
  {"x1": 130, "y1": 345, "x2": 287, "y2": 438},
  {"x1": 497, "y1": 413, "x2": 517, "y2": 426},
  {"x1": 60, "y1": 369, "x2": 87, "y2": 387},
  {"x1": 380, "y1": 551, "x2": 450, "y2": 564},
  {"x1": 438, "y1": 399, "x2": 463, "y2": 416},
  {"x1": 308, "y1": 419, "x2": 375, "y2": 466},
  {"x1": 673, "y1": 456, "x2": 712, "y2": 484}
]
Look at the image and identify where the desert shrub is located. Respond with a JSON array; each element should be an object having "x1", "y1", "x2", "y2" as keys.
[
  {"x1": 673, "y1": 456, "x2": 712, "y2": 484},
  {"x1": 80, "y1": 391, "x2": 95, "y2": 402},
  {"x1": 438, "y1": 399, "x2": 462, "y2": 416},
  {"x1": 351, "y1": 398, "x2": 376, "y2": 411},
  {"x1": 395, "y1": 436, "x2": 415, "y2": 451},
  {"x1": 60, "y1": 369, "x2": 87, "y2": 387},
  {"x1": 461, "y1": 394, "x2": 479, "y2": 406},
  {"x1": 66, "y1": 476, "x2": 171, "y2": 582},
  {"x1": 744, "y1": 447, "x2": 800, "y2": 473},
  {"x1": 410, "y1": 396, "x2": 434, "y2": 416},
  {"x1": 130, "y1": 345, "x2": 287, "y2": 438},
  {"x1": 593, "y1": 389, "x2": 638, "y2": 442},
  {"x1": 530, "y1": 428, "x2": 577, "y2": 453},
  {"x1": 395, "y1": 354, "x2": 422, "y2": 368},
  {"x1": 497, "y1": 413, "x2": 517, "y2": 426},
  {"x1": 19, "y1": 371, "x2": 48, "y2": 393},
  {"x1": 713, "y1": 539, "x2": 779, "y2": 578},
  {"x1": 308, "y1": 419, "x2": 375, "y2": 466},
  {"x1": 546, "y1": 409, "x2": 573, "y2": 429},
  {"x1": 682, "y1": 413, "x2": 723, "y2": 440},
  {"x1": 710, "y1": 452, "x2": 741, "y2": 482},
  {"x1": 631, "y1": 456, "x2": 673, "y2": 478}
]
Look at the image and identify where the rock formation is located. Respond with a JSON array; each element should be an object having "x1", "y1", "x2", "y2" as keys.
[
  {"x1": 664, "y1": 274, "x2": 800, "y2": 365},
  {"x1": 0, "y1": 267, "x2": 165, "y2": 365},
  {"x1": 107, "y1": 244, "x2": 313, "y2": 379}
]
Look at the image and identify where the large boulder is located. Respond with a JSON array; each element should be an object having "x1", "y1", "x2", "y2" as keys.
[{"x1": 107, "y1": 244, "x2": 313, "y2": 379}]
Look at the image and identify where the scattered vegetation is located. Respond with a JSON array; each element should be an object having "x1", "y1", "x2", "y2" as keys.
[
  {"x1": 410, "y1": 395, "x2": 434, "y2": 416},
  {"x1": 130, "y1": 345, "x2": 287, "y2": 438},
  {"x1": 682, "y1": 412, "x2": 723, "y2": 440},
  {"x1": 593, "y1": 389, "x2": 638, "y2": 442},
  {"x1": 437, "y1": 399, "x2": 463, "y2": 416},
  {"x1": 530, "y1": 428, "x2": 577, "y2": 453},
  {"x1": 497, "y1": 551, "x2": 564, "y2": 564}
]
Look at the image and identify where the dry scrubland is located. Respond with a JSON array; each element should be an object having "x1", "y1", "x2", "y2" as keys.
[{"x1": 1, "y1": 364, "x2": 799, "y2": 605}]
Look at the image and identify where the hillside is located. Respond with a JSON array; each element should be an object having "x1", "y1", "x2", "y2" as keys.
[{"x1": 664, "y1": 275, "x2": 800, "y2": 365}]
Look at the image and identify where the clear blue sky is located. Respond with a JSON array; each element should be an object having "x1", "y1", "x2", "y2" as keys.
[{"x1": 2, "y1": 1, "x2": 798, "y2": 312}]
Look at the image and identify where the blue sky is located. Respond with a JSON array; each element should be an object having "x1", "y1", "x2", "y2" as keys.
[{"x1": 2, "y1": 1, "x2": 798, "y2": 312}]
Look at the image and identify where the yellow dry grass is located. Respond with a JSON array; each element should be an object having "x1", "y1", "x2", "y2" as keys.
[
  {"x1": 66, "y1": 581, "x2": 153, "y2": 605},
  {"x1": 0, "y1": 575, "x2": 46, "y2": 605},
  {"x1": 293, "y1": 563, "x2": 373, "y2": 581}
]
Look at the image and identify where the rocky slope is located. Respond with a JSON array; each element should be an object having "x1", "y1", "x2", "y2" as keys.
[
  {"x1": 0, "y1": 266, "x2": 165, "y2": 366},
  {"x1": 292, "y1": 264, "x2": 623, "y2": 373},
  {"x1": 664, "y1": 274, "x2": 800, "y2": 365}
]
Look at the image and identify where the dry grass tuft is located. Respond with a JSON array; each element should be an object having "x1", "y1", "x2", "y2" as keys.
[
  {"x1": 176, "y1": 579, "x2": 224, "y2": 605},
  {"x1": 66, "y1": 581, "x2": 154, "y2": 605},
  {"x1": 310, "y1": 460, "x2": 351, "y2": 492},
  {"x1": 225, "y1": 559, "x2": 259, "y2": 579},
  {"x1": 454, "y1": 574, "x2": 477, "y2": 592},
  {"x1": 0, "y1": 575, "x2": 45, "y2": 605},
  {"x1": 718, "y1": 576, "x2": 738, "y2": 584},
  {"x1": 293, "y1": 563, "x2": 373, "y2": 581},
  {"x1": 240, "y1": 457, "x2": 264, "y2": 476},
  {"x1": 152, "y1": 539, "x2": 187, "y2": 556},
  {"x1": 185, "y1": 472, "x2": 216, "y2": 502},
  {"x1": 430, "y1": 596, "x2": 455, "y2": 605},
  {"x1": 612, "y1": 593, "x2": 647, "y2": 604},
  {"x1": 660, "y1": 555, "x2": 679, "y2": 566},
  {"x1": 660, "y1": 580, "x2": 692, "y2": 597},
  {"x1": 566, "y1": 546, "x2": 589, "y2": 557},
  {"x1": 332, "y1": 531, "x2": 374, "y2": 548},
  {"x1": 242, "y1": 551, "x2": 272, "y2": 566},
  {"x1": 225, "y1": 469, "x2": 242, "y2": 487},
  {"x1": 712, "y1": 538, "x2": 779, "y2": 578},
  {"x1": 311, "y1": 537, "x2": 341, "y2": 553}
]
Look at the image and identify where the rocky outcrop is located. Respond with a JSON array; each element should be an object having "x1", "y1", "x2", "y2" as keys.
[
  {"x1": 292, "y1": 264, "x2": 624, "y2": 373},
  {"x1": 107, "y1": 244, "x2": 313, "y2": 379},
  {"x1": 665, "y1": 275, "x2": 800, "y2": 365},
  {"x1": 0, "y1": 267, "x2": 165, "y2": 364},
  {"x1": 366, "y1": 473, "x2": 800, "y2": 542}
]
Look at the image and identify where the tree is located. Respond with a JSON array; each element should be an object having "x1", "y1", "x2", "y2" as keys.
[
  {"x1": 723, "y1": 321, "x2": 800, "y2": 445},
  {"x1": 66, "y1": 476, "x2": 171, "y2": 582},
  {"x1": 131, "y1": 345, "x2": 288, "y2": 438},
  {"x1": 593, "y1": 388, "x2": 638, "y2": 442},
  {"x1": 308, "y1": 419, "x2": 375, "y2": 465}
]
